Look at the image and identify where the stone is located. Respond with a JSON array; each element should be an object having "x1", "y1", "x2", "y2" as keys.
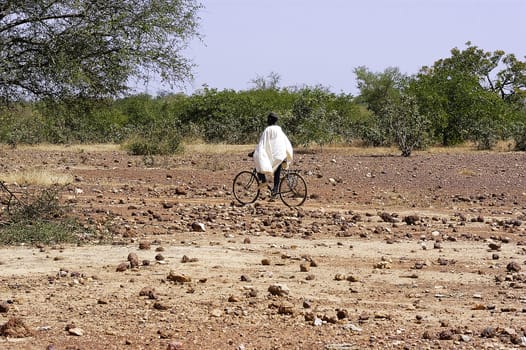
[
  {"x1": 0, "y1": 301, "x2": 10, "y2": 313},
  {"x1": 115, "y1": 262, "x2": 128, "y2": 272},
  {"x1": 268, "y1": 283, "x2": 290, "y2": 297},
  {"x1": 0, "y1": 317, "x2": 33, "y2": 337},
  {"x1": 167, "y1": 271, "x2": 191, "y2": 283},
  {"x1": 127, "y1": 252, "x2": 140, "y2": 268},
  {"x1": 153, "y1": 302, "x2": 169, "y2": 311},
  {"x1": 68, "y1": 327, "x2": 84, "y2": 336},
  {"x1": 506, "y1": 261, "x2": 521, "y2": 272},
  {"x1": 481, "y1": 327, "x2": 496, "y2": 338},
  {"x1": 278, "y1": 302, "x2": 294, "y2": 315},
  {"x1": 404, "y1": 215, "x2": 420, "y2": 225},
  {"x1": 191, "y1": 222, "x2": 206, "y2": 232},
  {"x1": 488, "y1": 242, "x2": 501, "y2": 251},
  {"x1": 138, "y1": 241, "x2": 151, "y2": 250}
]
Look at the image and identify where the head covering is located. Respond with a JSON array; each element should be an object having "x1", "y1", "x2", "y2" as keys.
[{"x1": 267, "y1": 112, "x2": 278, "y2": 125}]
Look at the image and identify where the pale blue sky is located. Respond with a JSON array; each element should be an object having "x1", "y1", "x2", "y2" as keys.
[{"x1": 155, "y1": 0, "x2": 526, "y2": 95}]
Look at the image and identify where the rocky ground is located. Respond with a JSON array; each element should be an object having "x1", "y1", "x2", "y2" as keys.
[{"x1": 0, "y1": 145, "x2": 526, "y2": 350}]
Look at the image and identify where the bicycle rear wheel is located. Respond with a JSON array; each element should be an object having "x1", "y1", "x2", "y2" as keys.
[
  {"x1": 232, "y1": 171, "x2": 260, "y2": 205},
  {"x1": 279, "y1": 172, "x2": 307, "y2": 207}
]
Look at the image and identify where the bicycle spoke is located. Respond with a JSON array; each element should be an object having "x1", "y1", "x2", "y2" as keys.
[
  {"x1": 232, "y1": 171, "x2": 260, "y2": 205},
  {"x1": 279, "y1": 172, "x2": 307, "y2": 207}
]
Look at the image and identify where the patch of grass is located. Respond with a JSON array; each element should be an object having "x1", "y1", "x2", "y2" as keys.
[
  {"x1": 0, "y1": 184, "x2": 98, "y2": 246},
  {"x1": 0, "y1": 168, "x2": 72, "y2": 186},
  {"x1": 184, "y1": 143, "x2": 253, "y2": 155},
  {"x1": 0, "y1": 218, "x2": 91, "y2": 245}
]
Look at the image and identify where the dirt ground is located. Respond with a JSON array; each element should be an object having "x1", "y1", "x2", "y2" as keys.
[{"x1": 0, "y1": 145, "x2": 525, "y2": 350}]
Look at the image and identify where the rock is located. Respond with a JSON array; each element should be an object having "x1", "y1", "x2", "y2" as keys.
[
  {"x1": 373, "y1": 261, "x2": 391, "y2": 269},
  {"x1": 167, "y1": 271, "x2": 191, "y2": 283},
  {"x1": 459, "y1": 334, "x2": 471, "y2": 342},
  {"x1": 506, "y1": 261, "x2": 521, "y2": 272},
  {"x1": 115, "y1": 262, "x2": 128, "y2": 272},
  {"x1": 68, "y1": 327, "x2": 84, "y2": 336},
  {"x1": 0, "y1": 317, "x2": 33, "y2": 337},
  {"x1": 240, "y1": 275, "x2": 251, "y2": 282},
  {"x1": 166, "y1": 342, "x2": 184, "y2": 350},
  {"x1": 379, "y1": 212, "x2": 397, "y2": 223},
  {"x1": 346, "y1": 275, "x2": 359, "y2": 282},
  {"x1": 336, "y1": 309, "x2": 349, "y2": 319},
  {"x1": 138, "y1": 241, "x2": 151, "y2": 250},
  {"x1": 181, "y1": 255, "x2": 198, "y2": 263},
  {"x1": 0, "y1": 301, "x2": 10, "y2": 313},
  {"x1": 334, "y1": 273, "x2": 346, "y2": 281},
  {"x1": 261, "y1": 258, "x2": 271, "y2": 266},
  {"x1": 139, "y1": 287, "x2": 157, "y2": 299},
  {"x1": 422, "y1": 330, "x2": 434, "y2": 340},
  {"x1": 191, "y1": 222, "x2": 206, "y2": 232},
  {"x1": 481, "y1": 327, "x2": 496, "y2": 338},
  {"x1": 300, "y1": 263, "x2": 310, "y2": 272},
  {"x1": 268, "y1": 283, "x2": 290, "y2": 297},
  {"x1": 439, "y1": 330, "x2": 453, "y2": 340},
  {"x1": 127, "y1": 252, "x2": 140, "y2": 268},
  {"x1": 209, "y1": 308, "x2": 222, "y2": 317},
  {"x1": 153, "y1": 302, "x2": 169, "y2": 311},
  {"x1": 278, "y1": 302, "x2": 294, "y2": 315},
  {"x1": 343, "y1": 323, "x2": 362, "y2": 332},
  {"x1": 404, "y1": 215, "x2": 420, "y2": 225},
  {"x1": 228, "y1": 295, "x2": 240, "y2": 302},
  {"x1": 488, "y1": 242, "x2": 501, "y2": 251}
]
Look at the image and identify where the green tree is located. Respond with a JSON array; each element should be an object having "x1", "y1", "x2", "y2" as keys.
[
  {"x1": 0, "y1": 0, "x2": 201, "y2": 103},
  {"x1": 354, "y1": 66, "x2": 409, "y2": 146},
  {"x1": 410, "y1": 42, "x2": 523, "y2": 147},
  {"x1": 354, "y1": 66, "x2": 408, "y2": 116},
  {"x1": 381, "y1": 95, "x2": 430, "y2": 156}
]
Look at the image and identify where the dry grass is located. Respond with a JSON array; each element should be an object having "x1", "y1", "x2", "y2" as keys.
[
  {"x1": 3, "y1": 143, "x2": 122, "y2": 153},
  {"x1": 1, "y1": 141, "x2": 519, "y2": 158},
  {"x1": 183, "y1": 143, "x2": 253, "y2": 155},
  {"x1": 0, "y1": 168, "x2": 73, "y2": 186}
]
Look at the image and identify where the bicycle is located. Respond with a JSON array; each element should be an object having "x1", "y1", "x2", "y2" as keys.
[{"x1": 232, "y1": 167, "x2": 307, "y2": 207}]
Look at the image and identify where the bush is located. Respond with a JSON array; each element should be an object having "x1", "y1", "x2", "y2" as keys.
[
  {"x1": 0, "y1": 185, "x2": 93, "y2": 245},
  {"x1": 123, "y1": 122, "x2": 183, "y2": 156}
]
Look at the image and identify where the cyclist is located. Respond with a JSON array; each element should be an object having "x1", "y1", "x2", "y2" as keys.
[{"x1": 249, "y1": 112, "x2": 293, "y2": 196}]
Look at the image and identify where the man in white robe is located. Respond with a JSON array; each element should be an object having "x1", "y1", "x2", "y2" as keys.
[{"x1": 252, "y1": 112, "x2": 293, "y2": 195}]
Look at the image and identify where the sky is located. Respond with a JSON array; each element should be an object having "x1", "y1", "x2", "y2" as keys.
[{"x1": 145, "y1": 0, "x2": 526, "y2": 96}]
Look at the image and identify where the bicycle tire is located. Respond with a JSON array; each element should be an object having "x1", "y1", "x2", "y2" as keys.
[
  {"x1": 232, "y1": 171, "x2": 260, "y2": 205},
  {"x1": 279, "y1": 172, "x2": 307, "y2": 207}
]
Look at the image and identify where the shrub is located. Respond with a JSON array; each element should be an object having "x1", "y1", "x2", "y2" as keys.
[{"x1": 0, "y1": 185, "x2": 93, "y2": 245}]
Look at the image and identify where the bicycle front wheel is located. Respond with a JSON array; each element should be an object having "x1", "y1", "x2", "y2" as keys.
[
  {"x1": 232, "y1": 171, "x2": 260, "y2": 205},
  {"x1": 279, "y1": 172, "x2": 307, "y2": 207}
]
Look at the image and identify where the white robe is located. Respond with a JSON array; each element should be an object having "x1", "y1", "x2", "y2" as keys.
[{"x1": 253, "y1": 125, "x2": 293, "y2": 175}]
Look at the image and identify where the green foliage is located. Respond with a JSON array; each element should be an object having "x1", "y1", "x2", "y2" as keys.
[
  {"x1": 0, "y1": 186, "x2": 93, "y2": 245},
  {"x1": 1, "y1": 0, "x2": 201, "y2": 103},
  {"x1": 123, "y1": 120, "x2": 183, "y2": 156},
  {"x1": 288, "y1": 87, "x2": 342, "y2": 146},
  {"x1": 381, "y1": 95, "x2": 430, "y2": 156},
  {"x1": 409, "y1": 42, "x2": 524, "y2": 147}
]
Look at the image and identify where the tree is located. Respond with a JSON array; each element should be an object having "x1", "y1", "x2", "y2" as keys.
[
  {"x1": 353, "y1": 66, "x2": 409, "y2": 146},
  {"x1": 250, "y1": 72, "x2": 282, "y2": 90},
  {"x1": 0, "y1": 0, "x2": 201, "y2": 103},
  {"x1": 354, "y1": 66, "x2": 409, "y2": 116},
  {"x1": 382, "y1": 95, "x2": 430, "y2": 156},
  {"x1": 410, "y1": 42, "x2": 526, "y2": 147}
]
